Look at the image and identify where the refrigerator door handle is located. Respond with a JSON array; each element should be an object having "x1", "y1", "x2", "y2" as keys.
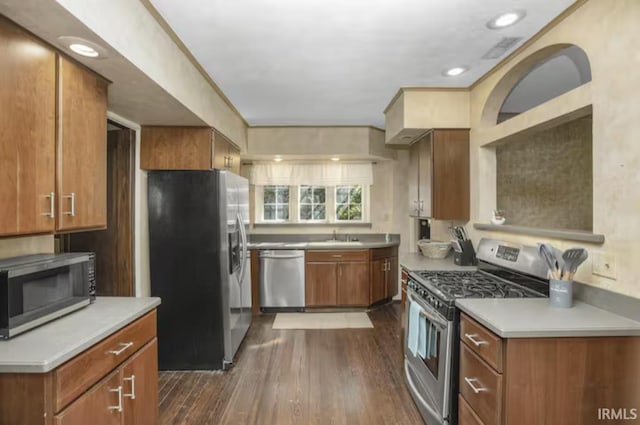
[{"x1": 237, "y1": 212, "x2": 249, "y2": 285}]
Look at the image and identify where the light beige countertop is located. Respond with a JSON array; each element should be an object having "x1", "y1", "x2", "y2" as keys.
[
  {"x1": 0, "y1": 297, "x2": 161, "y2": 373},
  {"x1": 456, "y1": 298, "x2": 640, "y2": 338},
  {"x1": 399, "y1": 253, "x2": 477, "y2": 272},
  {"x1": 249, "y1": 241, "x2": 400, "y2": 250}
]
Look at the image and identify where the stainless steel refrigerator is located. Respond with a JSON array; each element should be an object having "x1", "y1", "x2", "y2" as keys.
[{"x1": 148, "y1": 170, "x2": 251, "y2": 370}]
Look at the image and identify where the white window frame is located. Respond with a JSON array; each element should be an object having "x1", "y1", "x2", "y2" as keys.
[
  {"x1": 298, "y1": 185, "x2": 328, "y2": 223},
  {"x1": 254, "y1": 184, "x2": 370, "y2": 224},
  {"x1": 334, "y1": 185, "x2": 364, "y2": 222},
  {"x1": 260, "y1": 185, "x2": 291, "y2": 222}
]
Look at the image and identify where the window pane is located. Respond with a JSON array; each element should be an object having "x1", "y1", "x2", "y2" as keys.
[
  {"x1": 336, "y1": 187, "x2": 349, "y2": 203},
  {"x1": 350, "y1": 186, "x2": 362, "y2": 204},
  {"x1": 300, "y1": 205, "x2": 312, "y2": 220},
  {"x1": 276, "y1": 205, "x2": 289, "y2": 220},
  {"x1": 349, "y1": 205, "x2": 362, "y2": 220},
  {"x1": 277, "y1": 187, "x2": 289, "y2": 203},
  {"x1": 313, "y1": 188, "x2": 326, "y2": 203},
  {"x1": 336, "y1": 204, "x2": 349, "y2": 220},
  {"x1": 264, "y1": 187, "x2": 276, "y2": 204},
  {"x1": 313, "y1": 204, "x2": 326, "y2": 220},
  {"x1": 264, "y1": 205, "x2": 276, "y2": 220},
  {"x1": 300, "y1": 186, "x2": 312, "y2": 203}
]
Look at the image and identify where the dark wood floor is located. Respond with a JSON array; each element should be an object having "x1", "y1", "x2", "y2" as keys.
[{"x1": 158, "y1": 303, "x2": 423, "y2": 425}]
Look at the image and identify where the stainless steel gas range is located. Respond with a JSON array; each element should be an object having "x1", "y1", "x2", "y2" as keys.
[{"x1": 404, "y1": 238, "x2": 550, "y2": 425}]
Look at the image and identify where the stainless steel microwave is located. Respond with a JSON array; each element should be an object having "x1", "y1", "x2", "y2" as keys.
[{"x1": 0, "y1": 253, "x2": 96, "y2": 339}]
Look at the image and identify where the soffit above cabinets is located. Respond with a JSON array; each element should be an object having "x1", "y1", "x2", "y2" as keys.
[
  {"x1": 244, "y1": 127, "x2": 397, "y2": 161},
  {"x1": 149, "y1": 0, "x2": 575, "y2": 128},
  {"x1": 384, "y1": 89, "x2": 470, "y2": 145}
]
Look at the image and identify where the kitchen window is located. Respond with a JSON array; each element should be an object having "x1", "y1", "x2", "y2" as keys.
[
  {"x1": 335, "y1": 185, "x2": 362, "y2": 221},
  {"x1": 263, "y1": 185, "x2": 290, "y2": 221},
  {"x1": 299, "y1": 186, "x2": 326, "y2": 221},
  {"x1": 255, "y1": 184, "x2": 369, "y2": 224}
]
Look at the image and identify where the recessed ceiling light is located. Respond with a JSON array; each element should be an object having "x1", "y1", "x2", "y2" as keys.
[
  {"x1": 331, "y1": 157, "x2": 340, "y2": 161},
  {"x1": 487, "y1": 10, "x2": 526, "y2": 29},
  {"x1": 443, "y1": 66, "x2": 468, "y2": 77},
  {"x1": 69, "y1": 43, "x2": 99, "y2": 58},
  {"x1": 57, "y1": 36, "x2": 108, "y2": 59},
  {"x1": 274, "y1": 156, "x2": 283, "y2": 162}
]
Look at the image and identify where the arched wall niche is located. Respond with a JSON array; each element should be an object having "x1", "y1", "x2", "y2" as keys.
[{"x1": 481, "y1": 44, "x2": 592, "y2": 126}]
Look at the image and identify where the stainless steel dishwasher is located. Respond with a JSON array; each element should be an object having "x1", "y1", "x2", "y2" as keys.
[{"x1": 259, "y1": 250, "x2": 305, "y2": 311}]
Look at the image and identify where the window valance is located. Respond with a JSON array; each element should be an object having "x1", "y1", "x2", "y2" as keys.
[{"x1": 249, "y1": 162, "x2": 373, "y2": 186}]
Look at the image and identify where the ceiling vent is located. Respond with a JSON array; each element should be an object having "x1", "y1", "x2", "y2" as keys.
[{"x1": 482, "y1": 37, "x2": 523, "y2": 60}]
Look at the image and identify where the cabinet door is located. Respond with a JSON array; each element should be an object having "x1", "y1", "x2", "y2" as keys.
[
  {"x1": 336, "y1": 262, "x2": 369, "y2": 306},
  {"x1": 305, "y1": 262, "x2": 337, "y2": 306},
  {"x1": 0, "y1": 20, "x2": 56, "y2": 236},
  {"x1": 385, "y1": 256, "x2": 399, "y2": 299},
  {"x1": 54, "y1": 370, "x2": 122, "y2": 425},
  {"x1": 417, "y1": 132, "x2": 433, "y2": 217},
  {"x1": 227, "y1": 143, "x2": 241, "y2": 174},
  {"x1": 370, "y1": 259, "x2": 386, "y2": 304},
  {"x1": 432, "y1": 130, "x2": 469, "y2": 221},
  {"x1": 57, "y1": 57, "x2": 108, "y2": 231},
  {"x1": 122, "y1": 339, "x2": 159, "y2": 425},
  {"x1": 140, "y1": 126, "x2": 212, "y2": 170},
  {"x1": 212, "y1": 131, "x2": 228, "y2": 170},
  {"x1": 408, "y1": 141, "x2": 420, "y2": 216}
]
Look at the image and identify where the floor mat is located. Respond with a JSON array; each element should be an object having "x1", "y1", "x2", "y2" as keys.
[{"x1": 272, "y1": 312, "x2": 373, "y2": 329}]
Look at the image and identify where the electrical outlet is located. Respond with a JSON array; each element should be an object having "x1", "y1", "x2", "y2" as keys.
[{"x1": 592, "y1": 251, "x2": 617, "y2": 280}]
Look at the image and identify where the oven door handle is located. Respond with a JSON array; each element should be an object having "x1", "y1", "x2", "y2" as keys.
[{"x1": 407, "y1": 290, "x2": 448, "y2": 329}]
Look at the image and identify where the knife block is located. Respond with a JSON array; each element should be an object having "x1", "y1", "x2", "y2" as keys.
[{"x1": 454, "y1": 240, "x2": 477, "y2": 266}]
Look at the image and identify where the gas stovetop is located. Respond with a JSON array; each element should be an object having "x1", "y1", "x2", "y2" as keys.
[
  {"x1": 413, "y1": 270, "x2": 545, "y2": 300},
  {"x1": 407, "y1": 239, "x2": 551, "y2": 320}
]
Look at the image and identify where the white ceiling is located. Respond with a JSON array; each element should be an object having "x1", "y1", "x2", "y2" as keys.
[{"x1": 150, "y1": 0, "x2": 575, "y2": 127}]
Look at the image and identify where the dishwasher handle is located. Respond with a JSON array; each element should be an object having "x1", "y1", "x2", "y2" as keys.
[{"x1": 260, "y1": 251, "x2": 305, "y2": 259}]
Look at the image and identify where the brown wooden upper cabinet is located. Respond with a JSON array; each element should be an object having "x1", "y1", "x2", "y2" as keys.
[
  {"x1": 0, "y1": 18, "x2": 108, "y2": 236},
  {"x1": 408, "y1": 129, "x2": 470, "y2": 221},
  {"x1": 0, "y1": 18, "x2": 57, "y2": 236},
  {"x1": 141, "y1": 126, "x2": 240, "y2": 174},
  {"x1": 56, "y1": 57, "x2": 109, "y2": 232}
]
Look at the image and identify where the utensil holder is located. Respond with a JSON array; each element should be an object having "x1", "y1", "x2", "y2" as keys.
[{"x1": 549, "y1": 279, "x2": 573, "y2": 308}]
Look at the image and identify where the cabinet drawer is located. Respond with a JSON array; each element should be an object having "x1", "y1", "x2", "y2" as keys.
[
  {"x1": 461, "y1": 314, "x2": 503, "y2": 372},
  {"x1": 306, "y1": 250, "x2": 369, "y2": 262},
  {"x1": 459, "y1": 344, "x2": 503, "y2": 425},
  {"x1": 53, "y1": 310, "x2": 156, "y2": 412},
  {"x1": 459, "y1": 394, "x2": 486, "y2": 425}
]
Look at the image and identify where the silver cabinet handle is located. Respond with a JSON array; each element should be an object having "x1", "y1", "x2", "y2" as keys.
[
  {"x1": 123, "y1": 374, "x2": 136, "y2": 399},
  {"x1": 108, "y1": 385, "x2": 123, "y2": 411},
  {"x1": 331, "y1": 255, "x2": 342, "y2": 258},
  {"x1": 107, "y1": 342, "x2": 133, "y2": 356},
  {"x1": 464, "y1": 333, "x2": 489, "y2": 347},
  {"x1": 464, "y1": 377, "x2": 488, "y2": 394},
  {"x1": 413, "y1": 200, "x2": 419, "y2": 213},
  {"x1": 42, "y1": 192, "x2": 55, "y2": 218},
  {"x1": 63, "y1": 193, "x2": 75, "y2": 216},
  {"x1": 419, "y1": 200, "x2": 424, "y2": 211},
  {"x1": 228, "y1": 157, "x2": 233, "y2": 168}
]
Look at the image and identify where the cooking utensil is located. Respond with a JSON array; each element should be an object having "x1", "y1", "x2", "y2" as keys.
[
  {"x1": 562, "y1": 248, "x2": 588, "y2": 280},
  {"x1": 539, "y1": 243, "x2": 561, "y2": 279}
]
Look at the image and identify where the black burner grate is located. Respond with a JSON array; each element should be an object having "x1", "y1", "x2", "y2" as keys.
[{"x1": 414, "y1": 271, "x2": 544, "y2": 300}]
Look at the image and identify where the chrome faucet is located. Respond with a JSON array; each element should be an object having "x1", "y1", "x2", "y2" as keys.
[{"x1": 332, "y1": 229, "x2": 338, "y2": 241}]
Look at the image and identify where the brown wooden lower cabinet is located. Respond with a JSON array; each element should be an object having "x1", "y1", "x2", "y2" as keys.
[
  {"x1": 370, "y1": 247, "x2": 399, "y2": 304},
  {"x1": 305, "y1": 250, "x2": 370, "y2": 307},
  {"x1": 0, "y1": 311, "x2": 159, "y2": 425},
  {"x1": 459, "y1": 313, "x2": 640, "y2": 425}
]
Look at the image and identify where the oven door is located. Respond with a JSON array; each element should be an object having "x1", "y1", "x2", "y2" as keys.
[{"x1": 404, "y1": 287, "x2": 454, "y2": 424}]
